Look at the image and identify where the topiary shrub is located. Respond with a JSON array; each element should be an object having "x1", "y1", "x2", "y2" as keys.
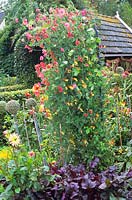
[{"x1": 14, "y1": 40, "x2": 41, "y2": 86}]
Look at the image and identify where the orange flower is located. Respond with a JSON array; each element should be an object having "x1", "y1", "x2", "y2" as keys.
[
  {"x1": 32, "y1": 83, "x2": 41, "y2": 96},
  {"x1": 25, "y1": 92, "x2": 32, "y2": 98},
  {"x1": 39, "y1": 104, "x2": 45, "y2": 112}
]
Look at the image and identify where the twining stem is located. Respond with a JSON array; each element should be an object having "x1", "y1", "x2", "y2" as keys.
[
  {"x1": 23, "y1": 103, "x2": 31, "y2": 151},
  {"x1": 116, "y1": 97, "x2": 122, "y2": 147},
  {"x1": 13, "y1": 115, "x2": 19, "y2": 135},
  {"x1": 59, "y1": 123, "x2": 64, "y2": 165},
  {"x1": 33, "y1": 112, "x2": 42, "y2": 151}
]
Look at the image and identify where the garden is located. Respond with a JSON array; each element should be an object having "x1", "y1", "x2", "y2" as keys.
[{"x1": 0, "y1": 0, "x2": 132, "y2": 199}]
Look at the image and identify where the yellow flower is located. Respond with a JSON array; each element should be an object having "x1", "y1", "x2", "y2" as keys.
[
  {"x1": 82, "y1": 83, "x2": 87, "y2": 88},
  {"x1": 108, "y1": 139, "x2": 115, "y2": 147},
  {"x1": 8, "y1": 133, "x2": 20, "y2": 147},
  {"x1": 63, "y1": 78, "x2": 69, "y2": 82},
  {"x1": 68, "y1": 85, "x2": 74, "y2": 90},
  {"x1": 40, "y1": 95, "x2": 48, "y2": 103},
  {"x1": 0, "y1": 148, "x2": 11, "y2": 160},
  {"x1": 72, "y1": 77, "x2": 78, "y2": 82}
]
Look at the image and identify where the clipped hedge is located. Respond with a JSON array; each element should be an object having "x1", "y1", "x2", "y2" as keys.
[
  {"x1": 0, "y1": 89, "x2": 33, "y2": 102},
  {"x1": 0, "y1": 84, "x2": 26, "y2": 92},
  {"x1": 0, "y1": 76, "x2": 17, "y2": 87}
]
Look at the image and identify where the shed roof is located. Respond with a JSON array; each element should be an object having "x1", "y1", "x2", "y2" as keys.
[{"x1": 97, "y1": 14, "x2": 132, "y2": 58}]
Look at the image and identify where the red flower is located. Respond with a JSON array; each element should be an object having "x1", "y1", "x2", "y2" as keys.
[
  {"x1": 28, "y1": 151, "x2": 35, "y2": 157},
  {"x1": 57, "y1": 86, "x2": 63, "y2": 93},
  {"x1": 83, "y1": 113, "x2": 88, "y2": 117},
  {"x1": 67, "y1": 32, "x2": 74, "y2": 38},
  {"x1": 25, "y1": 92, "x2": 32, "y2": 98},
  {"x1": 78, "y1": 56, "x2": 83, "y2": 62},
  {"x1": 88, "y1": 109, "x2": 93, "y2": 114},
  {"x1": 75, "y1": 39, "x2": 80, "y2": 46}
]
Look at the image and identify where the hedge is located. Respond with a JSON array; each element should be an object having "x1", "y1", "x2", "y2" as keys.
[
  {"x1": 0, "y1": 89, "x2": 33, "y2": 102},
  {"x1": 0, "y1": 84, "x2": 26, "y2": 92}
]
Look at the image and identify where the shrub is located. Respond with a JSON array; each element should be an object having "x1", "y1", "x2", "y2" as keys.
[{"x1": 23, "y1": 6, "x2": 114, "y2": 166}]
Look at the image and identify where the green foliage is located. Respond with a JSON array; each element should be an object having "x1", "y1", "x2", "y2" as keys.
[
  {"x1": 0, "y1": 25, "x2": 15, "y2": 76},
  {"x1": 119, "y1": 1, "x2": 132, "y2": 27},
  {"x1": 0, "y1": 84, "x2": 26, "y2": 92},
  {"x1": 0, "y1": 89, "x2": 32, "y2": 102},
  {"x1": 0, "y1": 75, "x2": 17, "y2": 87},
  {"x1": 14, "y1": 41, "x2": 41, "y2": 86},
  {"x1": 0, "y1": 146, "x2": 51, "y2": 200}
]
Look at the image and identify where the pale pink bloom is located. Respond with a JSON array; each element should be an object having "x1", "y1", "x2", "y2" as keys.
[
  {"x1": 36, "y1": 8, "x2": 40, "y2": 13},
  {"x1": 23, "y1": 18, "x2": 28, "y2": 26},
  {"x1": 60, "y1": 48, "x2": 65, "y2": 52},
  {"x1": 42, "y1": 49, "x2": 47, "y2": 57},
  {"x1": 72, "y1": 83, "x2": 77, "y2": 89},
  {"x1": 3, "y1": 130, "x2": 9, "y2": 136},
  {"x1": 64, "y1": 22, "x2": 70, "y2": 30},
  {"x1": 25, "y1": 32, "x2": 32, "y2": 40},
  {"x1": 42, "y1": 15, "x2": 47, "y2": 21},
  {"x1": 56, "y1": 8, "x2": 66, "y2": 18},
  {"x1": 28, "y1": 25, "x2": 33, "y2": 30},
  {"x1": 49, "y1": 7, "x2": 54, "y2": 13},
  {"x1": 15, "y1": 18, "x2": 19, "y2": 23}
]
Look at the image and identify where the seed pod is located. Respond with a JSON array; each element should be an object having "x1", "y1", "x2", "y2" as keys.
[
  {"x1": 25, "y1": 98, "x2": 37, "y2": 109},
  {"x1": 116, "y1": 67, "x2": 124, "y2": 74},
  {"x1": 6, "y1": 100, "x2": 20, "y2": 115}
]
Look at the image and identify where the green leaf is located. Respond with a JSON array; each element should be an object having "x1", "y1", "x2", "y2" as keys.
[
  {"x1": 72, "y1": 68, "x2": 80, "y2": 76},
  {"x1": 15, "y1": 187, "x2": 21, "y2": 194}
]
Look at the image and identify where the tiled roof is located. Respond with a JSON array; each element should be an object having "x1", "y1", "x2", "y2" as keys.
[
  {"x1": 97, "y1": 14, "x2": 132, "y2": 57},
  {"x1": 0, "y1": 12, "x2": 5, "y2": 24}
]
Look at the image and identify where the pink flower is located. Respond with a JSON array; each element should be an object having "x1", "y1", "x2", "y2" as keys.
[
  {"x1": 23, "y1": 18, "x2": 28, "y2": 26},
  {"x1": 40, "y1": 56, "x2": 44, "y2": 61},
  {"x1": 122, "y1": 71, "x2": 129, "y2": 78},
  {"x1": 24, "y1": 45, "x2": 32, "y2": 52},
  {"x1": 25, "y1": 32, "x2": 32, "y2": 40},
  {"x1": 51, "y1": 26, "x2": 57, "y2": 31},
  {"x1": 75, "y1": 39, "x2": 80, "y2": 46},
  {"x1": 42, "y1": 15, "x2": 47, "y2": 21},
  {"x1": 42, "y1": 49, "x2": 47, "y2": 57},
  {"x1": 36, "y1": 8, "x2": 40, "y2": 13},
  {"x1": 28, "y1": 25, "x2": 33, "y2": 30},
  {"x1": 81, "y1": 9, "x2": 87, "y2": 16},
  {"x1": 64, "y1": 22, "x2": 70, "y2": 30},
  {"x1": 15, "y1": 18, "x2": 19, "y2": 23},
  {"x1": 28, "y1": 151, "x2": 35, "y2": 157},
  {"x1": 72, "y1": 83, "x2": 77, "y2": 89},
  {"x1": 56, "y1": 8, "x2": 66, "y2": 18},
  {"x1": 60, "y1": 48, "x2": 65, "y2": 52},
  {"x1": 57, "y1": 86, "x2": 63, "y2": 93}
]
